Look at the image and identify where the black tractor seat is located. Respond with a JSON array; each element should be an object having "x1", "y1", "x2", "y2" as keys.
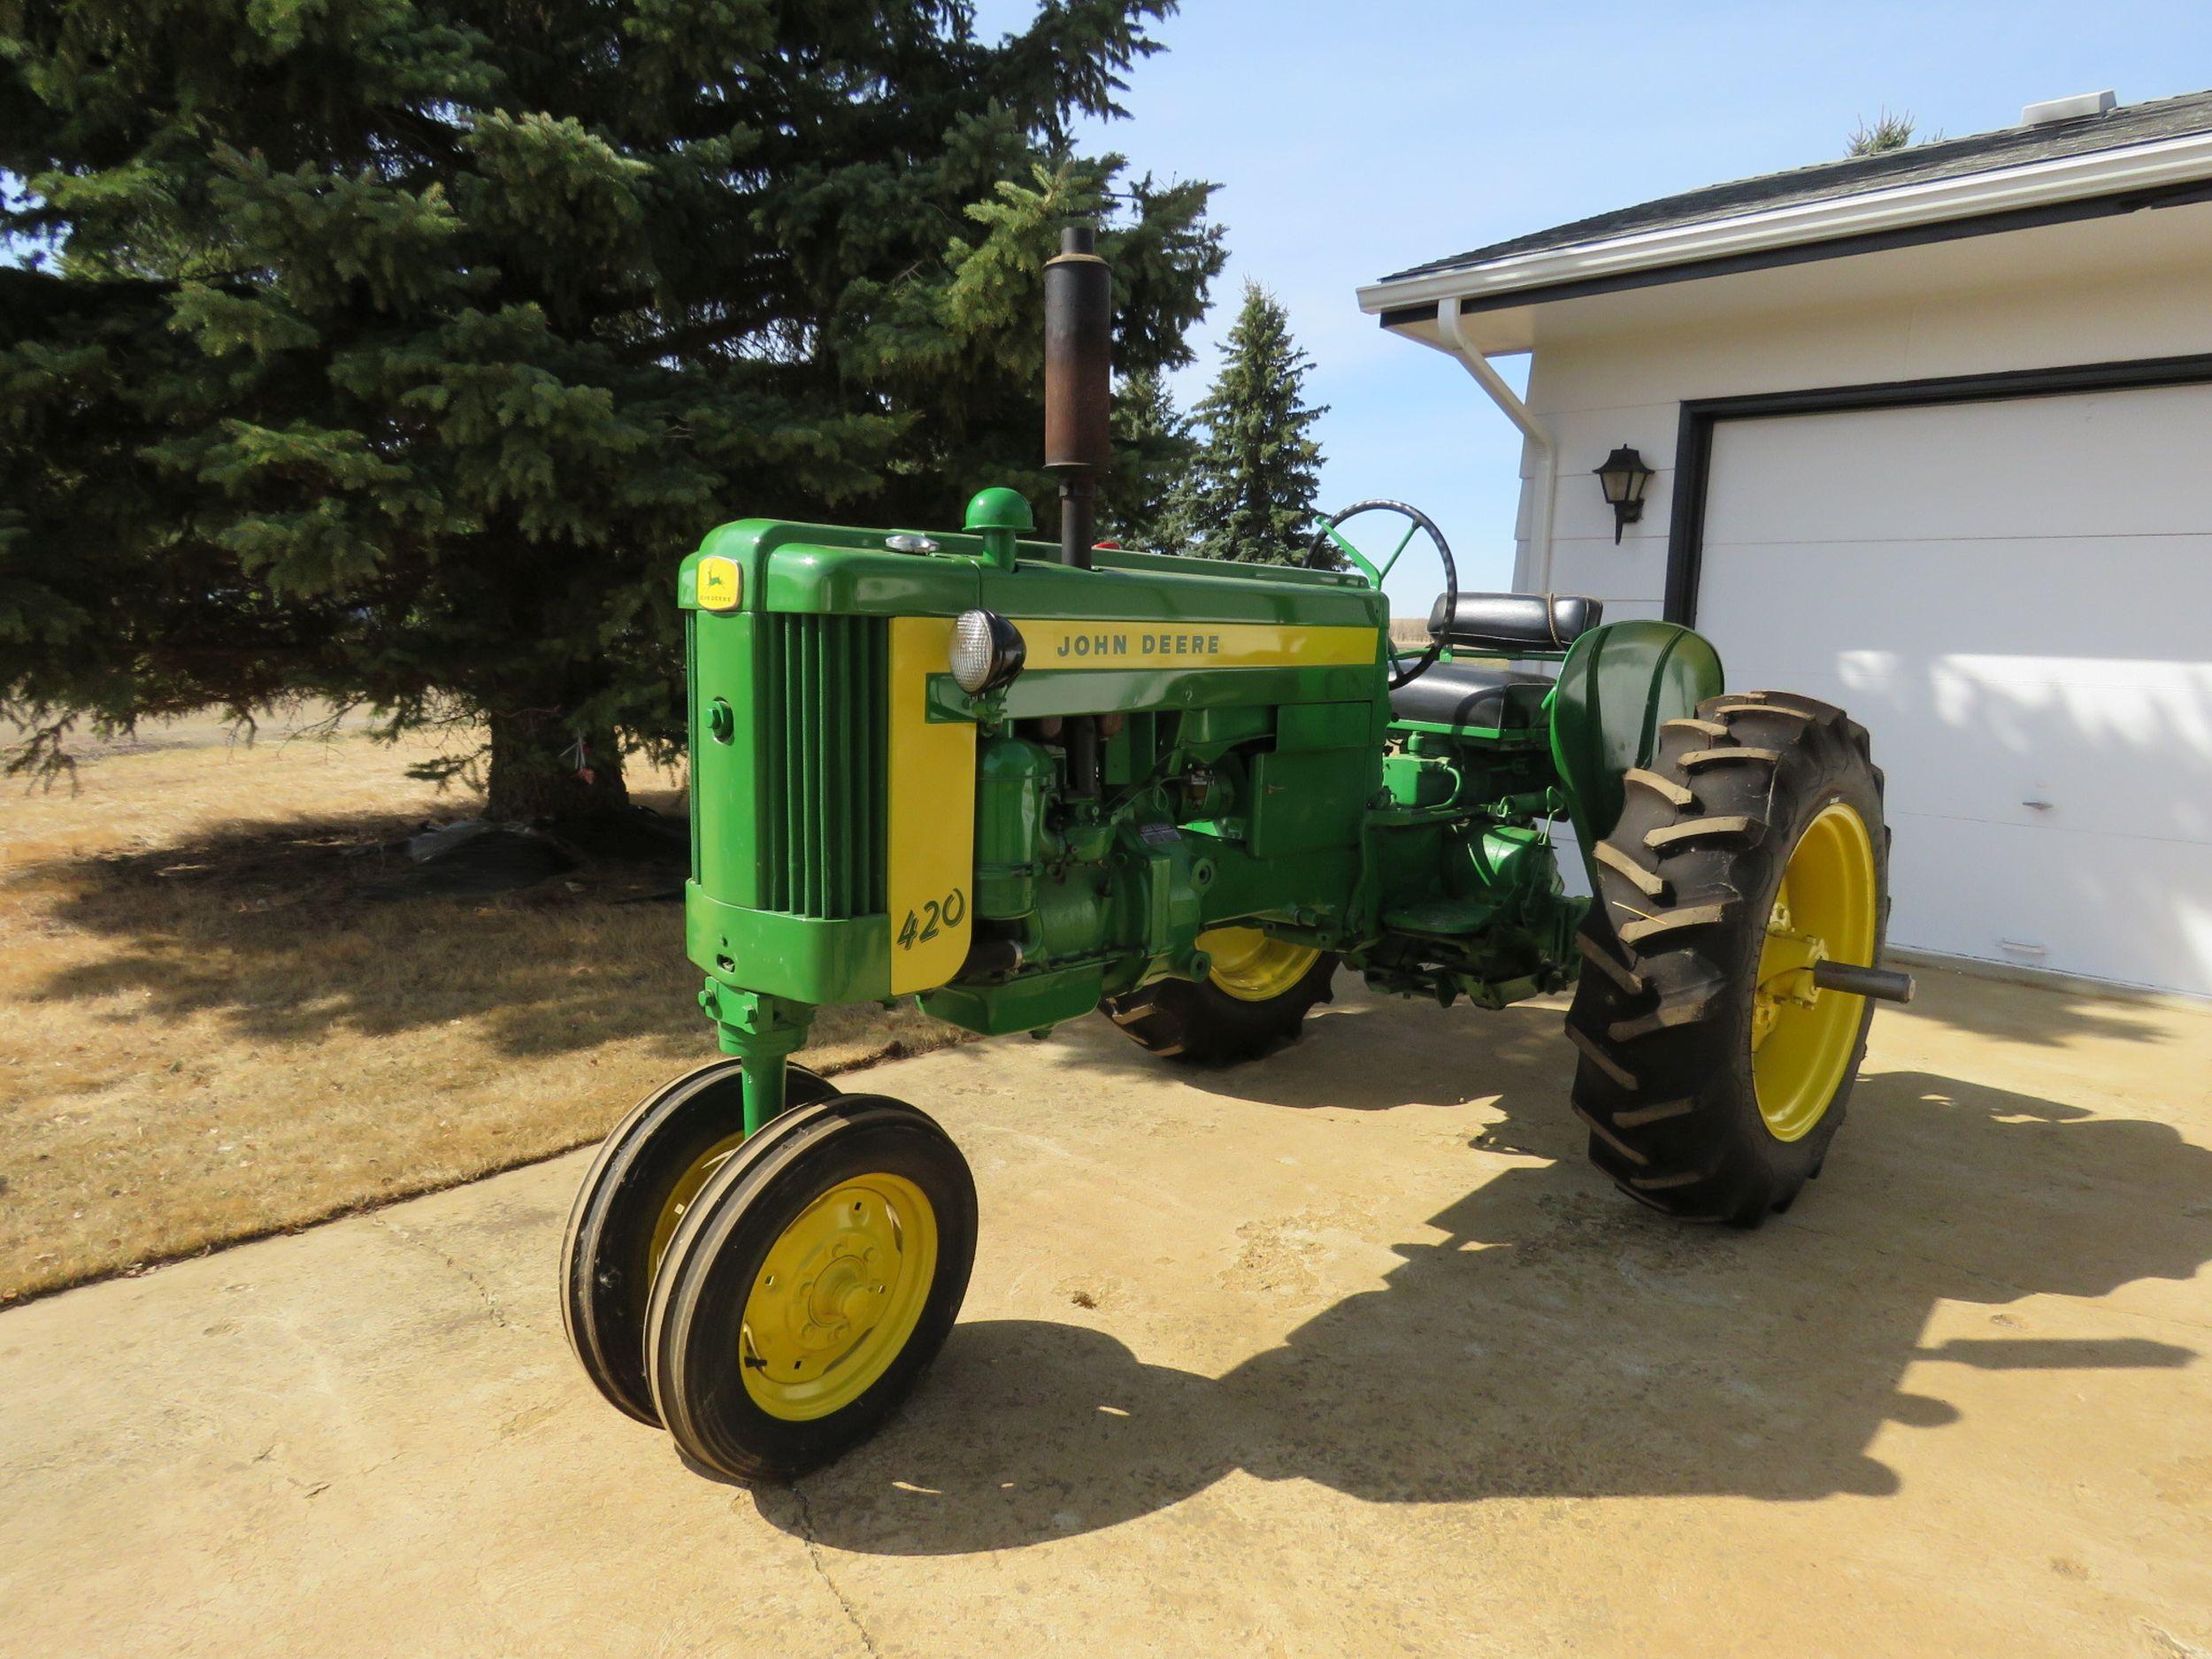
[
  {"x1": 1390, "y1": 661, "x2": 1555, "y2": 730},
  {"x1": 1428, "y1": 591, "x2": 1601, "y2": 654},
  {"x1": 1387, "y1": 590, "x2": 1602, "y2": 730}
]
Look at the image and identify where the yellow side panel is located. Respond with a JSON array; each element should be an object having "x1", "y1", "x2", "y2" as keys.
[
  {"x1": 1010, "y1": 619, "x2": 1377, "y2": 671},
  {"x1": 887, "y1": 617, "x2": 975, "y2": 994}
]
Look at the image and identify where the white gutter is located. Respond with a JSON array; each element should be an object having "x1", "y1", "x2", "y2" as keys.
[
  {"x1": 1358, "y1": 127, "x2": 2212, "y2": 315},
  {"x1": 1431, "y1": 301, "x2": 1557, "y2": 591}
]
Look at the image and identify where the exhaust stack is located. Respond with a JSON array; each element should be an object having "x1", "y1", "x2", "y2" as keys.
[{"x1": 1042, "y1": 223, "x2": 1112, "y2": 570}]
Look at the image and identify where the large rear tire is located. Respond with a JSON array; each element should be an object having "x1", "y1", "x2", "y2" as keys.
[
  {"x1": 1563, "y1": 691, "x2": 1889, "y2": 1225},
  {"x1": 1101, "y1": 926, "x2": 1338, "y2": 1066}
]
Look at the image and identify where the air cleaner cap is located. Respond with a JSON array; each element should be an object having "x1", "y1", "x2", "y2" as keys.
[{"x1": 964, "y1": 488, "x2": 1034, "y2": 534}]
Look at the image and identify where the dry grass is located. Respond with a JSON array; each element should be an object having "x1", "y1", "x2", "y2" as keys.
[{"x1": 0, "y1": 711, "x2": 958, "y2": 1303}]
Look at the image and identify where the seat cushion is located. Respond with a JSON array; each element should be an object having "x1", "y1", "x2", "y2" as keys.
[
  {"x1": 1427, "y1": 591, "x2": 1602, "y2": 653},
  {"x1": 1389, "y1": 660, "x2": 1555, "y2": 729}
]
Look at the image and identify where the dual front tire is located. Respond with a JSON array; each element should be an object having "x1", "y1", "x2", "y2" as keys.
[{"x1": 560, "y1": 1068, "x2": 976, "y2": 1482}]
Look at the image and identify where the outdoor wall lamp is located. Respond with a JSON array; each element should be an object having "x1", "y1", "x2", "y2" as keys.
[{"x1": 1594, "y1": 445, "x2": 1655, "y2": 543}]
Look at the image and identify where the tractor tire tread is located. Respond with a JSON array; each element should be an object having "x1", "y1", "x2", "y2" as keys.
[
  {"x1": 1624, "y1": 767, "x2": 1694, "y2": 808},
  {"x1": 1575, "y1": 931, "x2": 1646, "y2": 995},
  {"x1": 1645, "y1": 814, "x2": 1763, "y2": 852},
  {"x1": 1613, "y1": 1096, "x2": 1695, "y2": 1128},
  {"x1": 1594, "y1": 841, "x2": 1669, "y2": 898},
  {"x1": 1562, "y1": 688, "x2": 1889, "y2": 1225},
  {"x1": 1680, "y1": 746, "x2": 1781, "y2": 770},
  {"x1": 1606, "y1": 985, "x2": 1720, "y2": 1042},
  {"x1": 1616, "y1": 901, "x2": 1734, "y2": 947},
  {"x1": 1573, "y1": 1103, "x2": 1649, "y2": 1165}
]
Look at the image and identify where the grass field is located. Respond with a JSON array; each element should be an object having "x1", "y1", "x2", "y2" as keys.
[{"x1": 0, "y1": 712, "x2": 955, "y2": 1303}]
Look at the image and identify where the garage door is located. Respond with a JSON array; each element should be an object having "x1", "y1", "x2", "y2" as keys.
[{"x1": 1696, "y1": 383, "x2": 2212, "y2": 997}]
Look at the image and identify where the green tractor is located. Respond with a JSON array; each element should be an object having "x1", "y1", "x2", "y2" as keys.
[{"x1": 560, "y1": 227, "x2": 1913, "y2": 1483}]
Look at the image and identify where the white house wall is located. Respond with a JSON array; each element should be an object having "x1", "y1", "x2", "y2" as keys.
[
  {"x1": 1509, "y1": 254, "x2": 2212, "y2": 596},
  {"x1": 1496, "y1": 234, "x2": 2212, "y2": 991}
]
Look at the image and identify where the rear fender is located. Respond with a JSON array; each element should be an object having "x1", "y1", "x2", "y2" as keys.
[{"x1": 1548, "y1": 620, "x2": 1724, "y2": 888}]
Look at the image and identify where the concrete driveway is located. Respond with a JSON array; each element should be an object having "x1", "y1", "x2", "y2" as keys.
[{"x1": 4, "y1": 967, "x2": 2208, "y2": 1658}]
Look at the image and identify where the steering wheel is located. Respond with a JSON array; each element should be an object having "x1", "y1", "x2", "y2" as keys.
[{"x1": 1305, "y1": 499, "x2": 1458, "y2": 690}]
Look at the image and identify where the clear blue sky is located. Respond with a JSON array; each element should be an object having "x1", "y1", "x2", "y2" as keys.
[{"x1": 979, "y1": 0, "x2": 2212, "y2": 608}]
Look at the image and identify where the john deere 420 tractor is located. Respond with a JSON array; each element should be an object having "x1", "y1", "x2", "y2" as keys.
[{"x1": 560, "y1": 227, "x2": 1913, "y2": 1482}]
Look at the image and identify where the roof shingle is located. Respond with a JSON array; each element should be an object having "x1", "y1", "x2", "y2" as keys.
[{"x1": 1380, "y1": 88, "x2": 2212, "y2": 285}]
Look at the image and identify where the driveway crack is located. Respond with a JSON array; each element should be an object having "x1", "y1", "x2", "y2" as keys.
[
  {"x1": 778, "y1": 1479, "x2": 880, "y2": 1658},
  {"x1": 368, "y1": 1215, "x2": 509, "y2": 1328}
]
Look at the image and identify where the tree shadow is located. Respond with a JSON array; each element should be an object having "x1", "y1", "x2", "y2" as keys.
[
  {"x1": 9, "y1": 802, "x2": 707, "y2": 1064},
  {"x1": 761, "y1": 1048, "x2": 2210, "y2": 1554}
]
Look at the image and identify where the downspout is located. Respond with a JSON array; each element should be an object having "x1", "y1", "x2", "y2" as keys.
[{"x1": 1434, "y1": 300, "x2": 1557, "y2": 592}]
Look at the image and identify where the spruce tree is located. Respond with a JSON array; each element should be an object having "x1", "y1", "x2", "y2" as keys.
[
  {"x1": 1846, "y1": 109, "x2": 1937, "y2": 156},
  {"x1": 1099, "y1": 368, "x2": 1193, "y2": 554},
  {"x1": 1167, "y1": 280, "x2": 1326, "y2": 564},
  {"x1": 1, "y1": 1, "x2": 1223, "y2": 817}
]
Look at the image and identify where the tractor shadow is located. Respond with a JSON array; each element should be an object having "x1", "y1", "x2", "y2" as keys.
[
  {"x1": 1880, "y1": 954, "x2": 2177, "y2": 1050},
  {"x1": 765, "y1": 1007, "x2": 2212, "y2": 1555}
]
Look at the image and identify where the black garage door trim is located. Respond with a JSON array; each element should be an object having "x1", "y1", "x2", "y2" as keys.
[{"x1": 1663, "y1": 352, "x2": 2212, "y2": 624}]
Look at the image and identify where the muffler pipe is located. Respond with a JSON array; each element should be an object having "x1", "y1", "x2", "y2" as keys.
[
  {"x1": 1043, "y1": 222, "x2": 1111, "y2": 571},
  {"x1": 1812, "y1": 961, "x2": 1916, "y2": 1004},
  {"x1": 1042, "y1": 222, "x2": 1112, "y2": 797}
]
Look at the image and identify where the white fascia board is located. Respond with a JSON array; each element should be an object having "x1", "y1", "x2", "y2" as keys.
[{"x1": 1357, "y1": 129, "x2": 2212, "y2": 316}]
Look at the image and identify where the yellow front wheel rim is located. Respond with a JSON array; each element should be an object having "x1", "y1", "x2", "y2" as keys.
[
  {"x1": 1199, "y1": 926, "x2": 1322, "y2": 1002},
  {"x1": 649, "y1": 1134, "x2": 745, "y2": 1283},
  {"x1": 739, "y1": 1174, "x2": 939, "y2": 1422},
  {"x1": 1751, "y1": 803, "x2": 1878, "y2": 1141}
]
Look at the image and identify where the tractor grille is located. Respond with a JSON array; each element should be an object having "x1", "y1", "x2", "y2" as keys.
[{"x1": 756, "y1": 614, "x2": 888, "y2": 918}]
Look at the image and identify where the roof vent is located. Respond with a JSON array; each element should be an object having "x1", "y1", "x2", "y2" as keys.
[{"x1": 2022, "y1": 89, "x2": 2116, "y2": 126}]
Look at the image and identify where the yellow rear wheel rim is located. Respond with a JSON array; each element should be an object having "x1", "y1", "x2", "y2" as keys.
[
  {"x1": 1751, "y1": 803, "x2": 1878, "y2": 1141},
  {"x1": 738, "y1": 1174, "x2": 938, "y2": 1422},
  {"x1": 1198, "y1": 926, "x2": 1323, "y2": 1002}
]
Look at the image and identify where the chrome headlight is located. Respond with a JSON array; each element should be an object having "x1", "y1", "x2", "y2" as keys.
[{"x1": 949, "y1": 609, "x2": 1025, "y2": 694}]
